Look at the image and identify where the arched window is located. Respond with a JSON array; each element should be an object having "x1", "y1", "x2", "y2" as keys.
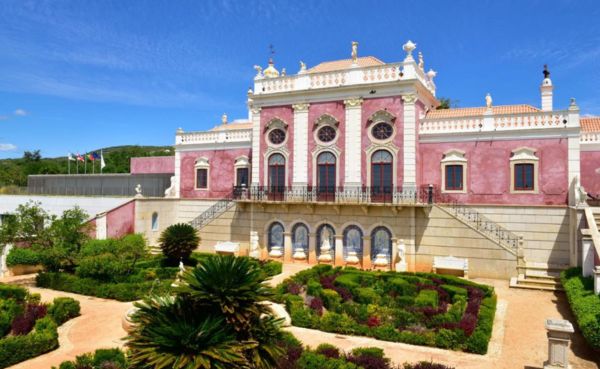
[
  {"x1": 151, "y1": 212, "x2": 159, "y2": 231},
  {"x1": 371, "y1": 226, "x2": 392, "y2": 264},
  {"x1": 371, "y1": 150, "x2": 393, "y2": 202},
  {"x1": 317, "y1": 152, "x2": 336, "y2": 201},
  {"x1": 268, "y1": 222, "x2": 284, "y2": 255},
  {"x1": 343, "y1": 225, "x2": 363, "y2": 262},
  {"x1": 316, "y1": 224, "x2": 335, "y2": 259},
  {"x1": 292, "y1": 223, "x2": 309, "y2": 260},
  {"x1": 268, "y1": 154, "x2": 286, "y2": 199}
]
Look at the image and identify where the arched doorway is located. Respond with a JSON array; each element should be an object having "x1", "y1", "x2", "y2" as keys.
[
  {"x1": 371, "y1": 226, "x2": 392, "y2": 267},
  {"x1": 292, "y1": 223, "x2": 309, "y2": 261},
  {"x1": 267, "y1": 222, "x2": 285, "y2": 258},
  {"x1": 268, "y1": 153, "x2": 285, "y2": 200},
  {"x1": 343, "y1": 225, "x2": 363, "y2": 265},
  {"x1": 316, "y1": 223, "x2": 335, "y2": 262},
  {"x1": 371, "y1": 150, "x2": 393, "y2": 202},
  {"x1": 317, "y1": 152, "x2": 336, "y2": 201}
]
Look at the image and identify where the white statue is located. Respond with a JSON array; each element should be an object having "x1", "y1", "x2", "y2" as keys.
[
  {"x1": 318, "y1": 232, "x2": 332, "y2": 262},
  {"x1": 134, "y1": 184, "x2": 143, "y2": 198},
  {"x1": 164, "y1": 176, "x2": 177, "y2": 198},
  {"x1": 351, "y1": 41, "x2": 359, "y2": 63},
  {"x1": 485, "y1": 93, "x2": 493, "y2": 109},
  {"x1": 299, "y1": 61, "x2": 307, "y2": 74},
  {"x1": 253, "y1": 65, "x2": 263, "y2": 78},
  {"x1": 418, "y1": 52, "x2": 424, "y2": 70},
  {"x1": 395, "y1": 239, "x2": 407, "y2": 272},
  {"x1": 171, "y1": 259, "x2": 186, "y2": 287},
  {"x1": 221, "y1": 113, "x2": 228, "y2": 125},
  {"x1": 249, "y1": 231, "x2": 260, "y2": 258},
  {"x1": 281, "y1": 68, "x2": 286, "y2": 77}
]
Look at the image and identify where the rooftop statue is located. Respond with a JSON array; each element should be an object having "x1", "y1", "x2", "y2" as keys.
[
  {"x1": 485, "y1": 93, "x2": 493, "y2": 109},
  {"x1": 299, "y1": 61, "x2": 306, "y2": 74},
  {"x1": 543, "y1": 64, "x2": 550, "y2": 79},
  {"x1": 351, "y1": 41, "x2": 358, "y2": 63}
]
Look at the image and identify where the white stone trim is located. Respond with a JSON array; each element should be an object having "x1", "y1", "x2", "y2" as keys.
[
  {"x1": 509, "y1": 147, "x2": 539, "y2": 194},
  {"x1": 251, "y1": 107, "x2": 261, "y2": 185},
  {"x1": 311, "y1": 147, "x2": 342, "y2": 187},
  {"x1": 403, "y1": 94, "x2": 417, "y2": 187},
  {"x1": 365, "y1": 144, "x2": 399, "y2": 189},
  {"x1": 292, "y1": 104, "x2": 309, "y2": 186},
  {"x1": 418, "y1": 126, "x2": 580, "y2": 144},
  {"x1": 194, "y1": 157, "x2": 210, "y2": 190},
  {"x1": 174, "y1": 150, "x2": 181, "y2": 198},
  {"x1": 234, "y1": 156, "x2": 250, "y2": 186},
  {"x1": 313, "y1": 114, "x2": 340, "y2": 147},
  {"x1": 263, "y1": 148, "x2": 290, "y2": 188},
  {"x1": 441, "y1": 149, "x2": 467, "y2": 194},
  {"x1": 344, "y1": 98, "x2": 363, "y2": 187}
]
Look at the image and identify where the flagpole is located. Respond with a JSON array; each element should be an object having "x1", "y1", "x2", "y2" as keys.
[
  {"x1": 84, "y1": 154, "x2": 87, "y2": 175},
  {"x1": 68, "y1": 154, "x2": 70, "y2": 175}
]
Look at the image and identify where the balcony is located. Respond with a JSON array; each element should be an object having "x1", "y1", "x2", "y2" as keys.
[
  {"x1": 232, "y1": 185, "x2": 436, "y2": 206},
  {"x1": 175, "y1": 128, "x2": 252, "y2": 146}
]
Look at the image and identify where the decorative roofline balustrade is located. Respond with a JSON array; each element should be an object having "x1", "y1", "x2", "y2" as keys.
[
  {"x1": 581, "y1": 131, "x2": 600, "y2": 144},
  {"x1": 176, "y1": 128, "x2": 252, "y2": 146}
]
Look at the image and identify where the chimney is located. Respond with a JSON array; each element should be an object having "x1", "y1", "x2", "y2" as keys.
[{"x1": 540, "y1": 65, "x2": 553, "y2": 111}]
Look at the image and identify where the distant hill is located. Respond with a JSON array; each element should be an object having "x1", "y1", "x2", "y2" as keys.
[{"x1": 0, "y1": 145, "x2": 174, "y2": 187}]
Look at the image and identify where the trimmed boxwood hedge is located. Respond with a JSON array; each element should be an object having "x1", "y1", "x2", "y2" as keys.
[
  {"x1": 561, "y1": 267, "x2": 600, "y2": 350},
  {"x1": 6, "y1": 247, "x2": 42, "y2": 267}
]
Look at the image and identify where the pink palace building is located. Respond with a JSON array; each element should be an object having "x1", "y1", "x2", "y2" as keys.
[{"x1": 103, "y1": 41, "x2": 600, "y2": 287}]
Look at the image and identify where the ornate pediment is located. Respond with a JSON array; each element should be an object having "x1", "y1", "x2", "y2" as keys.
[
  {"x1": 510, "y1": 147, "x2": 538, "y2": 161},
  {"x1": 313, "y1": 114, "x2": 339, "y2": 129},
  {"x1": 367, "y1": 110, "x2": 396, "y2": 126},
  {"x1": 263, "y1": 117, "x2": 288, "y2": 133}
]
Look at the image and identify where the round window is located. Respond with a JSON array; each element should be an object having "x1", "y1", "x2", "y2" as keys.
[
  {"x1": 317, "y1": 126, "x2": 336, "y2": 143},
  {"x1": 268, "y1": 129, "x2": 286, "y2": 145},
  {"x1": 371, "y1": 122, "x2": 393, "y2": 140}
]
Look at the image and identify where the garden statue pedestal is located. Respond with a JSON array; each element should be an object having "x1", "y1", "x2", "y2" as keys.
[
  {"x1": 594, "y1": 266, "x2": 600, "y2": 295},
  {"x1": 544, "y1": 319, "x2": 574, "y2": 369},
  {"x1": 269, "y1": 246, "x2": 283, "y2": 258},
  {"x1": 373, "y1": 253, "x2": 389, "y2": 267},
  {"x1": 318, "y1": 239, "x2": 332, "y2": 262},
  {"x1": 293, "y1": 248, "x2": 307, "y2": 260},
  {"x1": 346, "y1": 251, "x2": 359, "y2": 265}
]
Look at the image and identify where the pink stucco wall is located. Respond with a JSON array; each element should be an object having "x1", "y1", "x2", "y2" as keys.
[
  {"x1": 106, "y1": 200, "x2": 135, "y2": 238},
  {"x1": 307, "y1": 101, "x2": 345, "y2": 186},
  {"x1": 179, "y1": 148, "x2": 251, "y2": 198},
  {"x1": 419, "y1": 139, "x2": 569, "y2": 205},
  {"x1": 259, "y1": 106, "x2": 294, "y2": 186},
  {"x1": 130, "y1": 156, "x2": 175, "y2": 174},
  {"x1": 581, "y1": 151, "x2": 600, "y2": 196},
  {"x1": 361, "y1": 96, "x2": 404, "y2": 186}
]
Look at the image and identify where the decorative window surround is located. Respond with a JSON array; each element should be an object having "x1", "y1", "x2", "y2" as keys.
[
  {"x1": 151, "y1": 212, "x2": 159, "y2": 231},
  {"x1": 510, "y1": 147, "x2": 539, "y2": 194},
  {"x1": 441, "y1": 149, "x2": 467, "y2": 194},
  {"x1": 311, "y1": 146, "x2": 341, "y2": 187},
  {"x1": 234, "y1": 156, "x2": 250, "y2": 186},
  {"x1": 263, "y1": 148, "x2": 290, "y2": 187},
  {"x1": 194, "y1": 157, "x2": 210, "y2": 190},
  {"x1": 367, "y1": 110, "x2": 396, "y2": 127},
  {"x1": 313, "y1": 114, "x2": 340, "y2": 146},
  {"x1": 365, "y1": 143, "x2": 399, "y2": 189},
  {"x1": 251, "y1": 107, "x2": 261, "y2": 185},
  {"x1": 264, "y1": 117, "x2": 288, "y2": 132}
]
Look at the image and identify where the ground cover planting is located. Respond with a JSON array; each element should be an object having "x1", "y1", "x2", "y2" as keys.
[
  {"x1": 561, "y1": 267, "x2": 600, "y2": 351},
  {"x1": 275, "y1": 265, "x2": 496, "y2": 354},
  {"x1": 0, "y1": 283, "x2": 80, "y2": 368}
]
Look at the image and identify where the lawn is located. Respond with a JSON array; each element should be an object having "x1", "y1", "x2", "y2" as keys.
[{"x1": 275, "y1": 265, "x2": 496, "y2": 354}]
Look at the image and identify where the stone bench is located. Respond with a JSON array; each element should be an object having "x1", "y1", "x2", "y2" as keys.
[
  {"x1": 433, "y1": 255, "x2": 468, "y2": 278},
  {"x1": 214, "y1": 241, "x2": 240, "y2": 256}
]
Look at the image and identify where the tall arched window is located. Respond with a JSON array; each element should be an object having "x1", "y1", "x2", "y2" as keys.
[
  {"x1": 371, "y1": 150, "x2": 393, "y2": 202},
  {"x1": 268, "y1": 222, "x2": 285, "y2": 257},
  {"x1": 268, "y1": 154, "x2": 286, "y2": 200},
  {"x1": 316, "y1": 224, "x2": 335, "y2": 259},
  {"x1": 292, "y1": 223, "x2": 309, "y2": 260},
  {"x1": 343, "y1": 225, "x2": 363, "y2": 262},
  {"x1": 151, "y1": 212, "x2": 159, "y2": 231},
  {"x1": 371, "y1": 226, "x2": 392, "y2": 264},
  {"x1": 317, "y1": 152, "x2": 336, "y2": 201}
]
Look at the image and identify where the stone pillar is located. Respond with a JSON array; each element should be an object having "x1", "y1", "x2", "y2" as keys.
[
  {"x1": 594, "y1": 266, "x2": 600, "y2": 295},
  {"x1": 261, "y1": 229, "x2": 269, "y2": 260},
  {"x1": 173, "y1": 149, "x2": 181, "y2": 198},
  {"x1": 292, "y1": 104, "x2": 309, "y2": 188},
  {"x1": 582, "y1": 234, "x2": 594, "y2": 277},
  {"x1": 544, "y1": 319, "x2": 574, "y2": 369},
  {"x1": 567, "y1": 100, "x2": 580, "y2": 187},
  {"x1": 334, "y1": 235, "x2": 344, "y2": 266},
  {"x1": 308, "y1": 233, "x2": 317, "y2": 264},
  {"x1": 251, "y1": 107, "x2": 262, "y2": 185},
  {"x1": 362, "y1": 236, "x2": 372, "y2": 269},
  {"x1": 343, "y1": 98, "x2": 363, "y2": 189},
  {"x1": 283, "y1": 232, "x2": 292, "y2": 263},
  {"x1": 402, "y1": 94, "x2": 417, "y2": 190}
]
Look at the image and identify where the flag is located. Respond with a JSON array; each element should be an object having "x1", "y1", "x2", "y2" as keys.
[
  {"x1": 68, "y1": 153, "x2": 75, "y2": 161},
  {"x1": 76, "y1": 153, "x2": 84, "y2": 162},
  {"x1": 92, "y1": 152, "x2": 100, "y2": 160},
  {"x1": 100, "y1": 150, "x2": 106, "y2": 170},
  {"x1": 88, "y1": 153, "x2": 95, "y2": 161}
]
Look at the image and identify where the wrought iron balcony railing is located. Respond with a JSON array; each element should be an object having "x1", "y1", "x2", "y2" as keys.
[{"x1": 232, "y1": 185, "x2": 437, "y2": 205}]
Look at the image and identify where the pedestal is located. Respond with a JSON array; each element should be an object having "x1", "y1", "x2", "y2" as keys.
[
  {"x1": 283, "y1": 233, "x2": 292, "y2": 263},
  {"x1": 362, "y1": 236, "x2": 372, "y2": 269},
  {"x1": 544, "y1": 319, "x2": 574, "y2": 369},
  {"x1": 594, "y1": 267, "x2": 600, "y2": 295},
  {"x1": 334, "y1": 235, "x2": 344, "y2": 266},
  {"x1": 308, "y1": 233, "x2": 317, "y2": 264}
]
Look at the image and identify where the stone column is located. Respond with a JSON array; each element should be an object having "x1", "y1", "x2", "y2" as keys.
[
  {"x1": 567, "y1": 100, "x2": 580, "y2": 187},
  {"x1": 362, "y1": 236, "x2": 372, "y2": 269},
  {"x1": 308, "y1": 233, "x2": 317, "y2": 264},
  {"x1": 283, "y1": 232, "x2": 292, "y2": 263},
  {"x1": 251, "y1": 107, "x2": 262, "y2": 185},
  {"x1": 261, "y1": 229, "x2": 269, "y2": 260},
  {"x1": 292, "y1": 103, "x2": 309, "y2": 188},
  {"x1": 544, "y1": 319, "x2": 574, "y2": 369},
  {"x1": 594, "y1": 266, "x2": 600, "y2": 295},
  {"x1": 582, "y1": 234, "x2": 594, "y2": 277},
  {"x1": 402, "y1": 94, "x2": 417, "y2": 191},
  {"x1": 344, "y1": 98, "x2": 363, "y2": 189},
  {"x1": 334, "y1": 235, "x2": 344, "y2": 266}
]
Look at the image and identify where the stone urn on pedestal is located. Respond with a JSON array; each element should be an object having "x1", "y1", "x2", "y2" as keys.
[
  {"x1": 292, "y1": 246, "x2": 307, "y2": 260},
  {"x1": 269, "y1": 245, "x2": 283, "y2": 258},
  {"x1": 317, "y1": 238, "x2": 332, "y2": 262}
]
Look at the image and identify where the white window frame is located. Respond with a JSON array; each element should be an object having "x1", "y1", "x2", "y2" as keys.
[
  {"x1": 194, "y1": 157, "x2": 210, "y2": 190},
  {"x1": 151, "y1": 212, "x2": 159, "y2": 231},
  {"x1": 441, "y1": 149, "x2": 468, "y2": 194},
  {"x1": 510, "y1": 147, "x2": 539, "y2": 194},
  {"x1": 234, "y1": 156, "x2": 250, "y2": 187}
]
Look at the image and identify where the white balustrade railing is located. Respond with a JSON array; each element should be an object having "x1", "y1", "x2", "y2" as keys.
[
  {"x1": 176, "y1": 128, "x2": 252, "y2": 145},
  {"x1": 581, "y1": 131, "x2": 600, "y2": 144},
  {"x1": 420, "y1": 110, "x2": 570, "y2": 135}
]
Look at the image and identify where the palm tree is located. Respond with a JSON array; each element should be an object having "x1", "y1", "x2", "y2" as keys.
[{"x1": 158, "y1": 223, "x2": 200, "y2": 264}]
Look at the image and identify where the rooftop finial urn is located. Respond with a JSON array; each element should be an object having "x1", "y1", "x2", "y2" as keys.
[{"x1": 403, "y1": 40, "x2": 417, "y2": 61}]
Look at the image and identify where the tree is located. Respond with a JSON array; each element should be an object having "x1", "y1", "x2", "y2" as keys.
[
  {"x1": 23, "y1": 150, "x2": 41, "y2": 162},
  {"x1": 0, "y1": 201, "x2": 51, "y2": 247},
  {"x1": 437, "y1": 97, "x2": 459, "y2": 110},
  {"x1": 158, "y1": 223, "x2": 200, "y2": 264}
]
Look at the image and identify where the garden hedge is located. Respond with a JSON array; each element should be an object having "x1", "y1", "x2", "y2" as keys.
[
  {"x1": 6, "y1": 247, "x2": 42, "y2": 267},
  {"x1": 561, "y1": 267, "x2": 600, "y2": 350}
]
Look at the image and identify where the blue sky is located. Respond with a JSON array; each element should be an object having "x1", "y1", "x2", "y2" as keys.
[{"x1": 0, "y1": 0, "x2": 599, "y2": 159}]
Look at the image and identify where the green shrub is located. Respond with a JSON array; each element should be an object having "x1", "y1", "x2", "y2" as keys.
[
  {"x1": 464, "y1": 295, "x2": 496, "y2": 354},
  {"x1": 321, "y1": 289, "x2": 342, "y2": 311},
  {"x1": 78, "y1": 239, "x2": 118, "y2": 258},
  {"x1": 0, "y1": 283, "x2": 27, "y2": 301},
  {"x1": 92, "y1": 348, "x2": 128, "y2": 368},
  {"x1": 440, "y1": 285, "x2": 467, "y2": 301},
  {"x1": 6, "y1": 247, "x2": 42, "y2": 266},
  {"x1": 0, "y1": 298, "x2": 23, "y2": 336},
  {"x1": 393, "y1": 309, "x2": 417, "y2": 328},
  {"x1": 290, "y1": 306, "x2": 317, "y2": 328},
  {"x1": 561, "y1": 267, "x2": 600, "y2": 350},
  {"x1": 372, "y1": 324, "x2": 401, "y2": 341},
  {"x1": 355, "y1": 287, "x2": 380, "y2": 305},
  {"x1": 387, "y1": 277, "x2": 417, "y2": 296},
  {"x1": 415, "y1": 289, "x2": 438, "y2": 308},
  {"x1": 48, "y1": 297, "x2": 80, "y2": 325},
  {"x1": 306, "y1": 280, "x2": 323, "y2": 297},
  {"x1": 0, "y1": 316, "x2": 58, "y2": 368},
  {"x1": 335, "y1": 273, "x2": 360, "y2": 291},
  {"x1": 350, "y1": 346, "x2": 384, "y2": 358},
  {"x1": 297, "y1": 351, "x2": 359, "y2": 369},
  {"x1": 435, "y1": 328, "x2": 465, "y2": 350},
  {"x1": 76, "y1": 254, "x2": 129, "y2": 281},
  {"x1": 321, "y1": 312, "x2": 359, "y2": 334},
  {"x1": 158, "y1": 223, "x2": 200, "y2": 262},
  {"x1": 260, "y1": 260, "x2": 282, "y2": 277},
  {"x1": 315, "y1": 343, "x2": 340, "y2": 358}
]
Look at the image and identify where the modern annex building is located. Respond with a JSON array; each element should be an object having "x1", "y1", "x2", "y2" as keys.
[{"x1": 91, "y1": 41, "x2": 600, "y2": 284}]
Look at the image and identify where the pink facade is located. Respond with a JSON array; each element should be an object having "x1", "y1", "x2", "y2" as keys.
[
  {"x1": 419, "y1": 139, "x2": 568, "y2": 205},
  {"x1": 179, "y1": 148, "x2": 251, "y2": 198},
  {"x1": 360, "y1": 97, "x2": 404, "y2": 186},
  {"x1": 307, "y1": 101, "x2": 346, "y2": 186},
  {"x1": 106, "y1": 200, "x2": 135, "y2": 238},
  {"x1": 259, "y1": 106, "x2": 294, "y2": 186},
  {"x1": 130, "y1": 156, "x2": 175, "y2": 174},
  {"x1": 581, "y1": 151, "x2": 600, "y2": 196}
]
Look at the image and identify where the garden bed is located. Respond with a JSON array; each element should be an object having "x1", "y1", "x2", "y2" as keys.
[
  {"x1": 275, "y1": 265, "x2": 496, "y2": 354},
  {"x1": 561, "y1": 267, "x2": 600, "y2": 351},
  {"x1": 0, "y1": 283, "x2": 80, "y2": 368}
]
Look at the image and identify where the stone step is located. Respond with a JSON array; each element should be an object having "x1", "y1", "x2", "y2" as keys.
[
  {"x1": 524, "y1": 269, "x2": 561, "y2": 280},
  {"x1": 0, "y1": 274, "x2": 37, "y2": 287},
  {"x1": 509, "y1": 276, "x2": 564, "y2": 292},
  {"x1": 523, "y1": 261, "x2": 569, "y2": 271}
]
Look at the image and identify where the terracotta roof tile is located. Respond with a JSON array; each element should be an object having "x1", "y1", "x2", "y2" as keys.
[
  {"x1": 581, "y1": 116, "x2": 600, "y2": 132},
  {"x1": 210, "y1": 120, "x2": 252, "y2": 131},
  {"x1": 307, "y1": 56, "x2": 384, "y2": 73},
  {"x1": 425, "y1": 104, "x2": 541, "y2": 119}
]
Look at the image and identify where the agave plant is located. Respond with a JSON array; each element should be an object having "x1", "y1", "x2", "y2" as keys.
[
  {"x1": 158, "y1": 223, "x2": 200, "y2": 263},
  {"x1": 127, "y1": 295, "x2": 256, "y2": 369}
]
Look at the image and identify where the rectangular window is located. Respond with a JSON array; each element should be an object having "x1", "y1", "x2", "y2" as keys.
[
  {"x1": 236, "y1": 168, "x2": 249, "y2": 186},
  {"x1": 196, "y1": 168, "x2": 208, "y2": 189},
  {"x1": 445, "y1": 165, "x2": 463, "y2": 191},
  {"x1": 514, "y1": 163, "x2": 534, "y2": 190}
]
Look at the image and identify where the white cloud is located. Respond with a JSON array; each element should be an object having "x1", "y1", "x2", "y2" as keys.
[
  {"x1": 14, "y1": 109, "x2": 28, "y2": 116},
  {"x1": 0, "y1": 144, "x2": 17, "y2": 151}
]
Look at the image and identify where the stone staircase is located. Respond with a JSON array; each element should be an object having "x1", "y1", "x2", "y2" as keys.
[
  {"x1": 189, "y1": 194, "x2": 236, "y2": 230},
  {"x1": 510, "y1": 261, "x2": 566, "y2": 291}
]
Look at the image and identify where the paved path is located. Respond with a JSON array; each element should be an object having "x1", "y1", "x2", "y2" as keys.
[{"x1": 7, "y1": 288, "x2": 132, "y2": 369}]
